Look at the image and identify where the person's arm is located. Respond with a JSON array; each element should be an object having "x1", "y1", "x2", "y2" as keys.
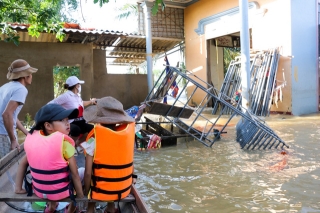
[
  {"x1": 16, "y1": 120, "x2": 28, "y2": 136},
  {"x1": 15, "y1": 155, "x2": 28, "y2": 194},
  {"x1": 2, "y1": 100, "x2": 20, "y2": 151},
  {"x1": 68, "y1": 156, "x2": 84, "y2": 198},
  {"x1": 83, "y1": 98, "x2": 96, "y2": 107},
  {"x1": 84, "y1": 154, "x2": 93, "y2": 196}
]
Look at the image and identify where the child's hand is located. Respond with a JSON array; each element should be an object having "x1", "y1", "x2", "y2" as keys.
[{"x1": 15, "y1": 188, "x2": 27, "y2": 194}]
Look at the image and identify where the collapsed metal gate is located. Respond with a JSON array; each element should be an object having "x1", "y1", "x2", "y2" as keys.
[
  {"x1": 212, "y1": 48, "x2": 282, "y2": 116},
  {"x1": 142, "y1": 65, "x2": 288, "y2": 150}
]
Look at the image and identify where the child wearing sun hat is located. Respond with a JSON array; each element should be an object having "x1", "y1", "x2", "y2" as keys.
[{"x1": 81, "y1": 96, "x2": 135, "y2": 213}]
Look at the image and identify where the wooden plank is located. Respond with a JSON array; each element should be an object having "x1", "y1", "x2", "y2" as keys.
[
  {"x1": 0, "y1": 191, "x2": 135, "y2": 203},
  {"x1": 131, "y1": 185, "x2": 151, "y2": 213},
  {"x1": 0, "y1": 143, "x2": 25, "y2": 176},
  {"x1": 146, "y1": 102, "x2": 194, "y2": 119}
]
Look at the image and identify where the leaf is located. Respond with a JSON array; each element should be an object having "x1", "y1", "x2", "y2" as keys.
[
  {"x1": 13, "y1": 37, "x2": 20, "y2": 46},
  {"x1": 151, "y1": 4, "x2": 159, "y2": 15}
]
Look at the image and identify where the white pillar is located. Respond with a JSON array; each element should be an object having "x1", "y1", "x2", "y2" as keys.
[
  {"x1": 142, "y1": 1, "x2": 154, "y2": 93},
  {"x1": 239, "y1": 0, "x2": 251, "y2": 109}
]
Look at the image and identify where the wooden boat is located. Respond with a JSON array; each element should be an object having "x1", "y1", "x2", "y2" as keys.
[{"x1": 0, "y1": 144, "x2": 150, "y2": 213}]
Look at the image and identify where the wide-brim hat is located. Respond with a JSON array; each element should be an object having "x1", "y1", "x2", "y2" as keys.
[
  {"x1": 84, "y1": 96, "x2": 135, "y2": 124},
  {"x1": 7, "y1": 59, "x2": 38, "y2": 80}
]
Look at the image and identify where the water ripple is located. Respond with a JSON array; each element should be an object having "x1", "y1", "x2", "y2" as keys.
[{"x1": 134, "y1": 115, "x2": 320, "y2": 212}]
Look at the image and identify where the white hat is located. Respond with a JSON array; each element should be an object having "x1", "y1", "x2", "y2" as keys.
[{"x1": 66, "y1": 76, "x2": 84, "y2": 87}]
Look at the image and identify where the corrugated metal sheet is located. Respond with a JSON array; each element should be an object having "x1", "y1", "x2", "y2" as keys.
[
  {"x1": 107, "y1": 36, "x2": 183, "y2": 65},
  {"x1": 3, "y1": 25, "x2": 183, "y2": 66},
  {"x1": 137, "y1": 0, "x2": 198, "y2": 7}
]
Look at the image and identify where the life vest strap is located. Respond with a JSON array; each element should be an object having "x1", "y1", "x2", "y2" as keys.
[
  {"x1": 30, "y1": 165, "x2": 69, "y2": 175},
  {"x1": 92, "y1": 162, "x2": 133, "y2": 170},
  {"x1": 24, "y1": 169, "x2": 33, "y2": 197},
  {"x1": 33, "y1": 184, "x2": 70, "y2": 195},
  {"x1": 32, "y1": 176, "x2": 70, "y2": 185},
  {"x1": 91, "y1": 185, "x2": 132, "y2": 196},
  {"x1": 92, "y1": 173, "x2": 132, "y2": 183}
]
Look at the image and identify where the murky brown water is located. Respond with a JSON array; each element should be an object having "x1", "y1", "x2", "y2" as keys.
[
  {"x1": 134, "y1": 114, "x2": 320, "y2": 213},
  {"x1": 2, "y1": 114, "x2": 320, "y2": 212}
]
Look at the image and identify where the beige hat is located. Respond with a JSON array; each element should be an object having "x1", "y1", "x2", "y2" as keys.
[
  {"x1": 7, "y1": 59, "x2": 38, "y2": 80},
  {"x1": 84, "y1": 96, "x2": 135, "y2": 124}
]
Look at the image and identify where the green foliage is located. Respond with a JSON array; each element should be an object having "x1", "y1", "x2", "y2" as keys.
[
  {"x1": 93, "y1": 0, "x2": 109, "y2": 8},
  {"x1": 53, "y1": 66, "x2": 80, "y2": 98},
  {"x1": 0, "y1": 0, "x2": 165, "y2": 46},
  {"x1": 223, "y1": 47, "x2": 241, "y2": 75},
  {"x1": 179, "y1": 62, "x2": 187, "y2": 87},
  {"x1": 23, "y1": 113, "x2": 33, "y2": 130},
  {"x1": 0, "y1": 0, "x2": 78, "y2": 44},
  {"x1": 116, "y1": 3, "x2": 138, "y2": 20},
  {"x1": 151, "y1": 0, "x2": 166, "y2": 15},
  {"x1": 0, "y1": 23, "x2": 20, "y2": 45}
]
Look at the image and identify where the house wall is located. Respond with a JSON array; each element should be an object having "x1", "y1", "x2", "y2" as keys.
[
  {"x1": 92, "y1": 50, "x2": 148, "y2": 109},
  {"x1": 290, "y1": 0, "x2": 318, "y2": 115},
  {"x1": 184, "y1": 0, "x2": 318, "y2": 115},
  {"x1": 0, "y1": 42, "x2": 148, "y2": 121},
  {"x1": 0, "y1": 41, "x2": 93, "y2": 120}
]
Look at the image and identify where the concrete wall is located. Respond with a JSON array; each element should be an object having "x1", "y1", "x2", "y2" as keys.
[
  {"x1": 0, "y1": 42, "x2": 148, "y2": 121},
  {"x1": 92, "y1": 50, "x2": 148, "y2": 109},
  {"x1": 184, "y1": 0, "x2": 319, "y2": 115},
  {"x1": 0, "y1": 41, "x2": 93, "y2": 120},
  {"x1": 290, "y1": 0, "x2": 318, "y2": 115}
]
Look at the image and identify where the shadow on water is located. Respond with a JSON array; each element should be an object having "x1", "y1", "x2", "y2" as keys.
[{"x1": 134, "y1": 114, "x2": 320, "y2": 213}]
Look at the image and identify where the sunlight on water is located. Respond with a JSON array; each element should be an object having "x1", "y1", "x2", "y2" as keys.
[{"x1": 135, "y1": 114, "x2": 320, "y2": 212}]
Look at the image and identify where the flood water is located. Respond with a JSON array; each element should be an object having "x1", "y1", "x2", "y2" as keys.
[
  {"x1": 1, "y1": 114, "x2": 320, "y2": 213},
  {"x1": 134, "y1": 114, "x2": 320, "y2": 213}
]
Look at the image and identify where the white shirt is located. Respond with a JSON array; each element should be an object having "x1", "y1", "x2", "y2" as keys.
[
  {"x1": 0, "y1": 81, "x2": 28, "y2": 136},
  {"x1": 48, "y1": 90, "x2": 83, "y2": 121},
  {"x1": 81, "y1": 137, "x2": 95, "y2": 156}
]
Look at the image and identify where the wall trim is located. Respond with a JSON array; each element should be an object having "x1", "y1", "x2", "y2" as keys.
[{"x1": 194, "y1": 1, "x2": 259, "y2": 35}]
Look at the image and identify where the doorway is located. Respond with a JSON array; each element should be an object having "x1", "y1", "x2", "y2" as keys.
[{"x1": 53, "y1": 66, "x2": 80, "y2": 98}]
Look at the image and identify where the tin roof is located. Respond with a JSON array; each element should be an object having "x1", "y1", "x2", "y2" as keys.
[
  {"x1": 137, "y1": 0, "x2": 199, "y2": 8},
  {"x1": 4, "y1": 25, "x2": 184, "y2": 66}
]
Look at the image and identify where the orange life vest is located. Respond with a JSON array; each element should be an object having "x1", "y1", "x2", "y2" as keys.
[
  {"x1": 86, "y1": 123, "x2": 135, "y2": 201},
  {"x1": 24, "y1": 131, "x2": 74, "y2": 200}
]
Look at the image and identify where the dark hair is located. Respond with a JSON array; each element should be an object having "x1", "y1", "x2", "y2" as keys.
[
  {"x1": 29, "y1": 121, "x2": 52, "y2": 135},
  {"x1": 64, "y1": 83, "x2": 77, "y2": 90},
  {"x1": 41, "y1": 122, "x2": 50, "y2": 136},
  {"x1": 12, "y1": 76, "x2": 28, "y2": 81},
  {"x1": 101, "y1": 123, "x2": 116, "y2": 130}
]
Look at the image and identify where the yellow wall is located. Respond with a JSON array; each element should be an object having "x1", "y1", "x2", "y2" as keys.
[{"x1": 184, "y1": 0, "x2": 292, "y2": 113}]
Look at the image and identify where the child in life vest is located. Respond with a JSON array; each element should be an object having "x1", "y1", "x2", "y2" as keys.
[
  {"x1": 15, "y1": 104, "x2": 84, "y2": 213},
  {"x1": 81, "y1": 96, "x2": 135, "y2": 213}
]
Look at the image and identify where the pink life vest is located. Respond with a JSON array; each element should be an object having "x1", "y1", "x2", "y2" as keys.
[{"x1": 24, "y1": 130, "x2": 75, "y2": 201}]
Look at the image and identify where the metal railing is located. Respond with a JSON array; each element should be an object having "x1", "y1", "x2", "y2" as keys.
[{"x1": 142, "y1": 65, "x2": 288, "y2": 150}]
